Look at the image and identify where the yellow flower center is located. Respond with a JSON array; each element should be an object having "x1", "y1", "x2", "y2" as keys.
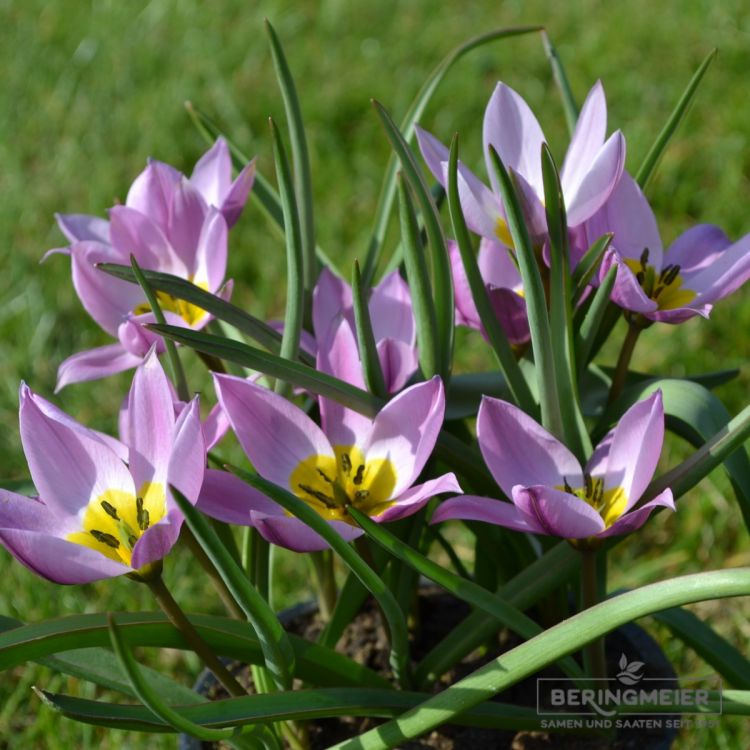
[
  {"x1": 133, "y1": 280, "x2": 209, "y2": 326},
  {"x1": 66, "y1": 483, "x2": 166, "y2": 567},
  {"x1": 558, "y1": 475, "x2": 627, "y2": 529},
  {"x1": 624, "y1": 249, "x2": 696, "y2": 310},
  {"x1": 289, "y1": 446, "x2": 397, "y2": 524},
  {"x1": 495, "y1": 217, "x2": 515, "y2": 249}
]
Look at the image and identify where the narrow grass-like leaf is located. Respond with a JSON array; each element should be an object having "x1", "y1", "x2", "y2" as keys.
[
  {"x1": 0, "y1": 612, "x2": 388, "y2": 690},
  {"x1": 447, "y1": 135, "x2": 537, "y2": 415},
  {"x1": 572, "y1": 233, "x2": 613, "y2": 303},
  {"x1": 266, "y1": 20, "x2": 317, "y2": 291},
  {"x1": 348, "y1": 507, "x2": 583, "y2": 681},
  {"x1": 445, "y1": 371, "x2": 512, "y2": 421},
  {"x1": 651, "y1": 606, "x2": 750, "y2": 688},
  {"x1": 575, "y1": 264, "x2": 618, "y2": 375},
  {"x1": 635, "y1": 49, "x2": 717, "y2": 190},
  {"x1": 107, "y1": 614, "x2": 235, "y2": 742},
  {"x1": 362, "y1": 26, "x2": 541, "y2": 284},
  {"x1": 170, "y1": 488, "x2": 295, "y2": 690},
  {"x1": 228, "y1": 468, "x2": 412, "y2": 688},
  {"x1": 540, "y1": 31, "x2": 578, "y2": 135},
  {"x1": 488, "y1": 147, "x2": 563, "y2": 439},
  {"x1": 269, "y1": 118, "x2": 304, "y2": 397},
  {"x1": 98, "y1": 263, "x2": 314, "y2": 366},
  {"x1": 397, "y1": 176, "x2": 439, "y2": 378},
  {"x1": 351, "y1": 260, "x2": 388, "y2": 397},
  {"x1": 374, "y1": 100, "x2": 454, "y2": 378},
  {"x1": 333, "y1": 568, "x2": 750, "y2": 749},
  {"x1": 541, "y1": 144, "x2": 590, "y2": 459},
  {"x1": 130, "y1": 255, "x2": 189, "y2": 401}
]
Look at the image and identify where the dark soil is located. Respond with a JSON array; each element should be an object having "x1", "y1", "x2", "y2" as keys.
[{"x1": 185, "y1": 589, "x2": 677, "y2": 749}]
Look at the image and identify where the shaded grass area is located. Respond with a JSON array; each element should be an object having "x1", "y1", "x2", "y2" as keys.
[{"x1": 1, "y1": 0, "x2": 749, "y2": 746}]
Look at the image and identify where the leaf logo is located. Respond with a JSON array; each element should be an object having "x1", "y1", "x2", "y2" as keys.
[{"x1": 616, "y1": 654, "x2": 645, "y2": 685}]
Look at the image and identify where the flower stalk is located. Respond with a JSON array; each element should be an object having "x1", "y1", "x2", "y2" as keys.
[
  {"x1": 580, "y1": 548, "x2": 607, "y2": 681},
  {"x1": 608, "y1": 322, "x2": 642, "y2": 404}
]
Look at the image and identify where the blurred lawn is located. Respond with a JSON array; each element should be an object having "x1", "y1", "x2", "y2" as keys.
[{"x1": 1, "y1": 0, "x2": 749, "y2": 747}]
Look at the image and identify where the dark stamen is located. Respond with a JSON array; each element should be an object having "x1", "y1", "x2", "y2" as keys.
[
  {"x1": 316, "y1": 468, "x2": 334, "y2": 484},
  {"x1": 91, "y1": 529, "x2": 120, "y2": 549},
  {"x1": 100, "y1": 500, "x2": 119, "y2": 520},
  {"x1": 640, "y1": 247, "x2": 650, "y2": 269},
  {"x1": 136, "y1": 497, "x2": 150, "y2": 531},
  {"x1": 664, "y1": 264, "x2": 681, "y2": 285},
  {"x1": 563, "y1": 477, "x2": 573, "y2": 494},
  {"x1": 298, "y1": 483, "x2": 336, "y2": 508},
  {"x1": 128, "y1": 535, "x2": 138, "y2": 548},
  {"x1": 341, "y1": 453, "x2": 352, "y2": 475},
  {"x1": 354, "y1": 490, "x2": 370, "y2": 502},
  {"x1": 353, "y1": 465, "x2": 365, "y2": 485}
]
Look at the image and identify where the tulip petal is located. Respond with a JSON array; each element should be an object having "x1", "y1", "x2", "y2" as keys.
[
  {"x1": 449, "y1": 241, "x2": 481, "y2": 328},
  {"x1": 512, "y1": 485, "x2": 606, "y2": 538},
  {"x1": 55, "y1": 344, "x2": 143, "y2": 392},
  {"x1": 665, "y1": 224, "x2": 731, "y2": 278},
  {"x1": 213, "y1": 374, "x2": 334, "y2": 489},
  {"x1": 190, "y1": 138, "x2": 232, "y2": 208},
  {"x1": 20, "y1": 385, "x2": 135, "y2": 517},
  {"x1": 601, "y1": 391, "x2": 664, "y2": 508},
  {"x1": 312, "y1": 267, "x2": 352, "y2": 342},
  {"x1": 197, "y1": 469, "x2": 282, "y2": 525},
  {"x1": 478, "y1": 238, "x2": 523, "y2": 290},
  {"x1": 561, "y1": 81, "x2": 607, "y2": 197},
  {"x1": 362, "y1": 376, "x2": 445, "y2": 496},
  {"x1": 599, "y1": 489, "x2": 674, "y2": 538},
  {"x1": 126, "y1": 160, "x2": 180, "y2": 227},
  {"x1": 370, "y1": 271, "x2": 415, "y2": 346},
  {"x1": 375, "y1": 473, "x2": 461, "y2": 523},
  {"x1": 376, "y1": 338, "x2": 418, "y2": 393},
  {"x1": 130, "y1": 509, "x2": 183, "y2": 570},
  {"x1": 55, "y1": 213, "x2": 110, "y2": 244},
  {"x1": 477, "y1": 397, "x2": 582, "y2": 498},
  {"x1": 192, "y1": 207, "x2": 228, "y2": 293},
  {"x1": 167, "y1": 177, "x2": 209, "y2": 270},
  {"x1": 250, "y1": 512, "x2": 362, "y2": 553},
  {"x1": 682, "y1": 232, "x2": 750, "y2": 305},
  {"x1": 602, "y1": 250, "x2": 659, "y2": 316},
  {"x1": 202, "y1": 402, "x2": 230, "y2": 451},
  {"x1": 565, "y1": 130, "x2": 626, "y2": 228},
  {"x1": 487, "y1": 286, "x2": 530, "y2": 345},
  {"x1": 483, "y1": 82, "x2": 545, "y2": 198},
  {"x1": 220, "y1": 159, "x2": 257, "y2": 228},
  {"x1": 167, "y1": 397, "x2": 205, "y2": 505},
  {"x1": 431, "y1": 494, "x2": 540, "y2": 533}
]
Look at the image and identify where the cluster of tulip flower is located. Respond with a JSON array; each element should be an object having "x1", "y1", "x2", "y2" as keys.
[{"x1": 1, "y1": 25, "x2": 750, "y2": 750}]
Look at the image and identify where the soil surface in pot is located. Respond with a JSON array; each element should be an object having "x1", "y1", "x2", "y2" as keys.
[{"x1": 196, "y1": 589, "x2": 676, "y2": 749}]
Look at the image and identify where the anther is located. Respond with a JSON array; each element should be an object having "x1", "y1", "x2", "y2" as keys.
[
  {"x1": 354, "y1": 490, "x2": 370, "y2": 502},
  {"x1": 90, "y1": 529, "x2": 120, "y2": 548},
  {"x1": 316, "y1": 468, "x2": 334, "y2": 484},
  {"x1": 341, "y1": 453, "x2": 352, "y2": 475},
  {"x1": 136, "y1": 497, "x2": 150, "y2": 531},
  {"x1": 100, "y1": 500, "x2": 119, "y2": 520},
  {"x1": 640, "y1": 248, "x2": 650, "y2": 269},
  {"x1": 298, "y1": 483, "x2": 336, "y2": 508},
  {"x1": 353, "y1": 465, "x2": 365, "y2": 485},
  {"x1": 563, "y1": 477, "x2": 573, "y2": 494}
]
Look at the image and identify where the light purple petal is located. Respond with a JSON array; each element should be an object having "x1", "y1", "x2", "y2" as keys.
[
  {"x1": 267, "y1": 320, "x2": 318, "y2": 358},
  {"x1": 220, "y1": 158, "x2": 257, "y2": 228},
  {"x1": 117, "y1": 312, "x2": 180, "y2": 357},
  {"x1": 431, "y1": 494, "x2": 540, "y2": 533},
  {"x1": 449, "y1": 241, "x2": 481, "y2": 328},
  {"x1": 192, "y1": 207, "x2": 228, "y2": 292},
  {"x1": 598, "y1": 489, "x2": 674, "y2": 538},
  {"x1": 55, "y1": 344, "x2": 143, "y2": 392},
  {"x1": 197, "y1": 469, "x2": 282, "y2": 525},
  {"x1": 312, "y1": 267, "x2": 352, "y2": 342},
  {"x1": 127, "y1": 349, "x2": 176, "y2": 489},
  {"x1": 477, "y1": 238, "x2": 523, "y2": 290},
  {"x1": 130, "y1": 508, "x2": 183, "y2": 570},
  {"x1": 377, "y1": 338, "x2": 418, "y2": 394},
  {"x1": 665, "y1": 224, "x2": 731, "y2": 278},
  {"x1": 415, "y1": 126, "x2": 501, "y2": 238},
  {"x1": 561, "y1": 81, "x2": 607, "y2": 197},
  {"x1": 20, "y1": 385, "x2": 135, "y2": 517},
  {"x1": 600, "y1": 391, "x2": 664, "y2": 509},
  {"x1": 362, "y1": 376, "x2": 445, "y2": 496},
  {"x1": 483, "y1": 82, "x2": 545, "y2": 198},
  {"x1": 370, "y1": 271, "x2": 415, "y2": 346},
  {"x1": 375, "y1": 473, "x2": 461, "y2": 523},
  {"x1": 126, "y1": 161, "x2": 180, "y2": 227},
  {"x1": 476, "y1": 396, "x2": 582, "y2": 499},
  {"x1": 565, "y1": 130, "x2": 626, "y2": 228},
  {"x1": 70, "y1": 241, "x2": 142, "y2": 335},
  {"x1": 0, "y1": 491, "x2": 76, "y2": 535},
  {"x1": 682, "y1": 232, "x2": 750, "y2": 305},
  {"x1": 487, "y1": 287, "x2": 530, "y2": 345},
  {"x1": 167, "y1": 177, "x2": 209, "y2": 270},
  {"x1": 167, "y1": 397, "x2": 205, "y2": 505},
  {"x1": 317, "y1": 318, "x2": 372, "y2": 447},
  {"x1": 213, "y1": 373, "x2": 334, "y2": 489},
  {"x1": 603, "y1": 250, "x2": 659, "y2": 316},
  {"x1": 203, "y1": 402, "x2": 230, "y2": 451},
  {"x1": 250, "y1": 512, "x2": 362, "y2": 553},
  {"x1": 189, "y1": 138, "x2": 232, "y2": 208},
  {"x1": 512, "y1": 484, "x2": 606, "y2": 538},
  {"x1": 55, "y1": 213, "x2": 110, "y2": 245}
]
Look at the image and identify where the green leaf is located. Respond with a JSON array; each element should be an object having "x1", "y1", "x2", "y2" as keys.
[
  {"x1": 651, "y1": 606, "x2": 750, "y2": 688},
  {"x1": 540, "y1": 31, "x2": 578, "y2": 135},
  {"x1": 348, "y1": 507, "x2": 583, "y2": 682},
  {"x1": 447, "y1": 135, "x2": 537, "y2": 416},
  {"x1": 170, "y1": 488, "x2": 295, "y2": 690},
  {"x1": 351, "y1": 261, "x2": 388, "y2": 397},
  {"x1": 635, "y1": 49, "x2": 717, "y2": 190},
  {"x1": 397, "y1": 176, "x2": 440, "y2": 378},
  {"x1": 572, "y1": 233, "x2": 613, "y2": 303},
  {"x1": 575, "y1": 264, "x2": 618, "y2": 374},
  {"x1": 228, "y1": 468, "x2": 412, "y2": 688},
  {"x1": 541, "y1": 143, "x2": 590, "y2": 459},
  {"x1": 445, "y1": 371, "x2": 511, "y2": 421},
  {"x1": 333, "y1": 567, "x2": 750, "y2": 749},
  {"x1": 361, "y1": 25, "x2": 541, "y2": 285},
  {"x1": 98, "y1": 263, "x2": 315, "y2": 367},
  {"x1": 269, "y1": 117, "x2": 305, "y2": 397},
  {"x1": 107, "y1": 613, "x2": 235, "y2": 741},
  {"x1": 488, "y1": 146, "x2": 563, "y2": 439},
  {"x1": 266, "y1": 20, "x2": 317, "y2": 291},
  {"x1": 374, "y1": 100, "x2": 454, "y2": 379},
  {"x1": 0, "y1": 612, "x2": 389, "y2": 690}
]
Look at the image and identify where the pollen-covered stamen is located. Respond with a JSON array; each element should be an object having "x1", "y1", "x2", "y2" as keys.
[
  {"x1": 136, "y1": 497, "x2": 150, "y2": 531},
  {"x1": 100, "y1": 500, "x2": 119, "y2": 520},
  {"x1": 90, "y1": 529, "x2": 119, "y2": 548},
  {"x1": 340, "y1": 453, "x2": 352, "y2": 475},
  {"x1": 353, "y1": 465, "x2": 365, "y2": 485},
  {"x1": 559, "y1": 473, "x2": 626, "y2": 528},
  {"x1": 625, "y1": 250, "x2": 696, "y2": 310},
  {"x1": 298, "y1": 483, "x2": 337, "y2": 508}
]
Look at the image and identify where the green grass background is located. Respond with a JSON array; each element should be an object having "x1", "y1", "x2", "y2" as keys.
[{"x1": 1, "y1": 0, "x2": 749, "y2": 747}]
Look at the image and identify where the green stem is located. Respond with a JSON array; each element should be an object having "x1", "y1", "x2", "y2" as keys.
[
  {"x1": 146, "y1": 576, "x2": 246, "y2": 697},
  {"x1": 608, "y1": 323, "x2": 642, "y2": 404},
  {"x1": 580, "y1": 549, "x2": 607, "y2": 681},
  {"x1": 309, "y1": 551, "x2": 337, "y2": 622}
]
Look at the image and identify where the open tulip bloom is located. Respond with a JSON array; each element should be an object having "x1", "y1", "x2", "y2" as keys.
[
  {"x1": 197, "y1": 368, "x2": 460, "y2": 552},
  {"x1": 587, "y1": 173, "x2": 750, "y2": 323},
  {"x1": 0, "y1": 351, "x2": 205, "y2": 583},
  {"x1": 433, "y1": 392, "x2": 674, "y2": 543},
  {"x1": 416, "y1": 81, "x2": 625, "y2": 255},
  {"x1": 49, "y1": 138, "x2": 256, "y2": 390}
]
